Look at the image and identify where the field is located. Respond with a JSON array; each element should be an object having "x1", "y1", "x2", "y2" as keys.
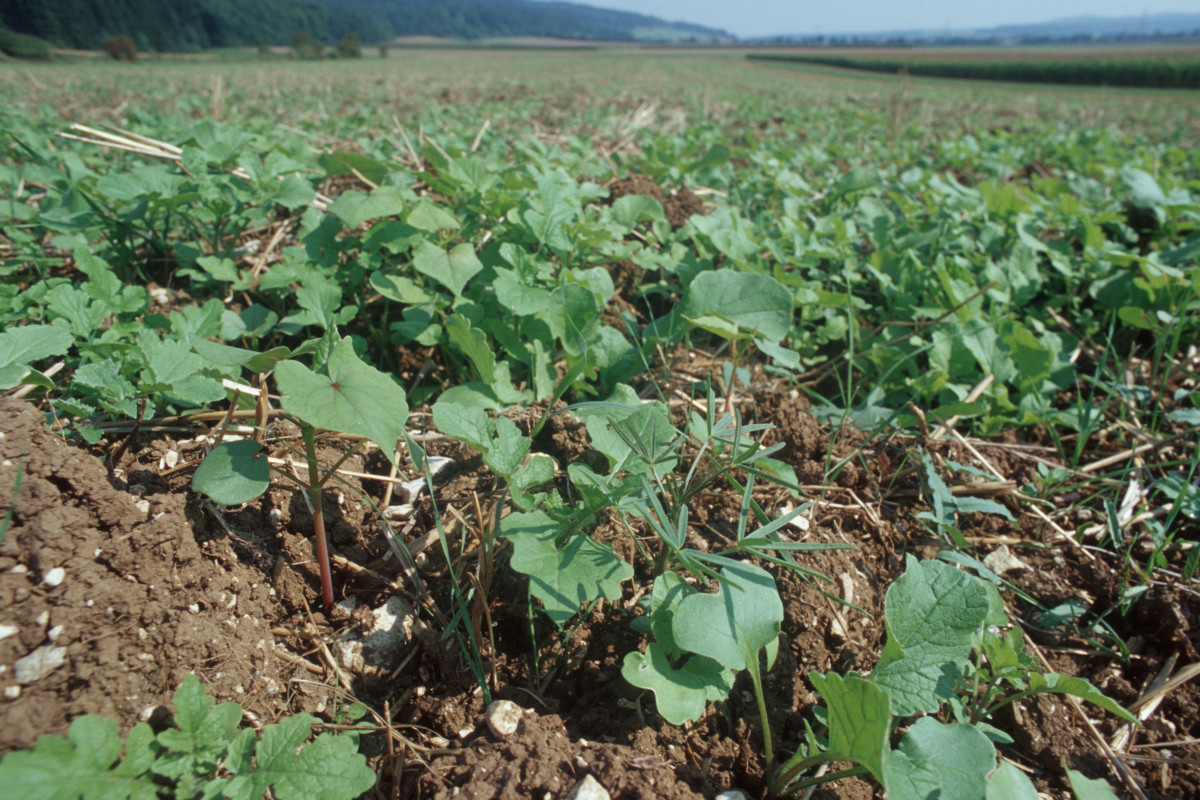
[
  {"x1": 750, "y1": 44, "x2": 1200, "y2": 89},
  {"x1": 1, "y1": 48, "x2": 1199, "y2": 799}
]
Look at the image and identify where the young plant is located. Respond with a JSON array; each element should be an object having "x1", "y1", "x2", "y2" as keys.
[
  {"x1": 0, "y1": 674, "x2": 376, "y2": 800},
  {"x1": 192, "y1": 335, "x2": 409, "y2": 609},
  {"x1": 768, "y1": 556, "x2": 1137, "y2": 798}
]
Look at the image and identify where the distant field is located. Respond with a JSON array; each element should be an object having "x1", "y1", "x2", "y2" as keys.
[{"x1": 748, "y1": 44, "x2": 1200, "y2": 89}]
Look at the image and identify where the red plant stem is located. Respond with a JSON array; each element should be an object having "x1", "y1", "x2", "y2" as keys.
[{"x1": 303, "y1": 427, "x2": 336, "y2": 610}]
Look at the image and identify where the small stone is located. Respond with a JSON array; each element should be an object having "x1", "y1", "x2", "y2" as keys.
[
  {"x1": 14, "y1": 645, "x2": 67, "y2": 684},
  {"x1": 4, "y1": 685, "x2": 21, "y2": 700},
  {"x1": 983, "y1": 545, "x2": 1031, "y2": 575},
  {"x1": 485, "y1": 699, "x2": 523, "y2": 738},
  {"x1": 716, "y1": 792, "x2": 751, "y2": 800},
  {"x1": 47, "y1": 625, "x2": 64, "y2": 642},
  {"x1": 382, "y1": 504, "x2": 414, "y2": 521},
  {"x1": 42, "y1": 567, "x2": 65, "y2": 588},
  {"x1": 564, "y1": 774, "x2": 610, "y2": 800},
  {"x1": 163, "y1": 450, "x2": 180, "y2": 469},
  {"x1": 0, "y1": 624, "x2": 18, "y2": 641},
  {"x1": 135, "y1": 499, "x2": 151, "y2": 514}
]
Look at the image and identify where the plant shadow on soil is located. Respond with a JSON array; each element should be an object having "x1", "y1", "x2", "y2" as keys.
[{"x1": 2, "y1": 388, "x2": 1199, "y2": 799}]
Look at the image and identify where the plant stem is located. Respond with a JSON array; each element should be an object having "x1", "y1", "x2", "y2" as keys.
[
  {"x1": 774, "y1": 765, "x2": 870, "y2": 795},
  {"x1": 747, "y1": 654, "x2": 774, "y2": 776},
  {"x1": 302, "y1": 425, "x2": 336, "y2": 610}
]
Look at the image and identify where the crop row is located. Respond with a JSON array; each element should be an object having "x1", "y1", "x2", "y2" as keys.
[{"x1": 748, "y1": 52, "x2": 1200, "y2": 88}]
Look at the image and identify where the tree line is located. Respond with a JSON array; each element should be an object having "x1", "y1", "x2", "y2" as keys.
[{"x1": 0, "y1": 0, "x2": 724, "y2": 53}]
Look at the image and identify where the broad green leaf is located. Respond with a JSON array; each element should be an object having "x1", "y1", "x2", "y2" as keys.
[
  {"x1": 220, "y1": 714, "x2": 375, "y2": 800},
  {"x1": 1027, "y1": 673, "x2": 1137, "y2": 724},
  {"x1": 986, "y1": 761, "x2": 1041, "y2": 800},
  {"x1": 870, "y1": 556, "x2": 989, "y2": 716},
  {"x1": 192, "y1": 440, "x2": 270, "y2": 506},
  {"x1": 270, "y1": 174, "x2": 315, "y2": 210},
  {"x1": 673, "y1": 562, "x2": 782, "y2": 672},
  {"x1": 406, "y1": 199, "x2": 460, "y2": 232},
  {"x1": 611, "y1": 195, "x2": 665, "y2": 228},
  {"x1": 1066, "y1": 769, "x2": 1121, "y2": 800},
  {"x1": 807, "y1": 671, "x2": 890, "y2": 781},
  {"x1": 679, "y1": 270, "x2": 792, "y2": 343},
  {"x1": 412, "y1": 241, "x2": 482, "y2": 297},
  {"x1": 884, "y1": 718, "x2": 995, "y2": 800},
  {"x1": 621, "y1": 643, "x2": 733, "y2": 725},
  {"x1": 431, "y1": 402, "x2": 492, "y2": 453},
  {"x1": 444, "y1": 314, "x2": 496, "y2": 384},
  {"x1": 275, "y1": 337, "x2": 408, "y2": 464},
  {"x1": 502, "y1": 511, "x2": 632, "y2": 624},
  {"x1": 327, "y1": 186, "x2": 406, "y2": 228},
  {"x1": 686, "y1": 143, "x2": 731, "y2": 173},
  {"x1": 189, "y1": 335, "x2": 289, "y2": 373},
  {"x1": 585, "y1": 401, "x2": 677, "y2": 477},
  {"x1": 0, "y1": 715, "x2": 159, "y2": 800},
  {"x1": 494, "y1": 268, "x2": 552, "y2": 315},
  {"x1": 0, "y1": 325, "x2": 72, "y2": 388}
]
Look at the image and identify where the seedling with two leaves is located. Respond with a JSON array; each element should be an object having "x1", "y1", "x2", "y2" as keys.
[{"x1": 191, "y1": 335, "x2": 409, "y2": 610}]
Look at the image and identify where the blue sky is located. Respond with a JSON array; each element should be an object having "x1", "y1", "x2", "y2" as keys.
[{"x1": 571, "y1": 1, "x2": 1198, "y2": 39}]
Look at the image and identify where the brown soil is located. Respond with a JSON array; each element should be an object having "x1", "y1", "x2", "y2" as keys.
[{"x1": 2, "y1": 377, "x2": 1199, "y2": 800}]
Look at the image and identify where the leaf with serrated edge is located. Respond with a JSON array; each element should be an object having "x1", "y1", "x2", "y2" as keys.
[
  {"x1": 276, "y1": 337, "x2": 408, "y2": 465},
  {"x1": 0, "y1": 715, "x2": 159, "y2": 800},
  {"x1": 870, "y1": 556, "x2": 989, "y2": 716},
  {"x1": 502, "y1": 511, "x2": 632, "y2": 624},
  {"x1": 220, "y1": 714, "x2": 375, "y2": 800}
]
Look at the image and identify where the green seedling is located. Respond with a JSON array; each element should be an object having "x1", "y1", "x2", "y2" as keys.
[
  {"x1": 193, "y1": 336, "x2": 408, "y2": 609},
  {"x1": 0, "y1": 674, "x2": 375, "y2": 800},
  {"x1": 768, "y1": 556, "x2": 1137, "y2": 798}
]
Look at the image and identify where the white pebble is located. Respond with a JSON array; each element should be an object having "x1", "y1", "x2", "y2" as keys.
[
  {"x1": 14, "y1": 646, "x2": 67, "y2": 684},
  {"x1": 564, "y1": 775, "x2": 611, "y2": 800},
  {"x1": 42, "y1": 567, "x2": 65, "y2": 588},
  {"x1": 4, "y1": 685, "x2": 20, "y2": 699},
  {"x1": 485, "y1": 700, "x2": 523, "y2": 738}
]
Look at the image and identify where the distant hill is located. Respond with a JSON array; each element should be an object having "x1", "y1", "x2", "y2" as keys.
[
  {"x1": 761, "y1": 11, "x2": 1200, "y2": 45},
  {"x1": 982, "y1": 12, "x2": 1200, "y2": 41},
  {"x1": 0, "y1": 0, "x2": 731, "y2": 53}
]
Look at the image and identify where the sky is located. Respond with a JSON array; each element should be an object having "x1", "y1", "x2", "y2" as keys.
[{"x1": 570, "y1": 1, "x2": 1199, "y2": 39}]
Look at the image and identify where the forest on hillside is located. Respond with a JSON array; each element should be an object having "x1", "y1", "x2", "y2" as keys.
[{"x1": 0, "y1": 0, "x2": 727, "y2": 52}]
